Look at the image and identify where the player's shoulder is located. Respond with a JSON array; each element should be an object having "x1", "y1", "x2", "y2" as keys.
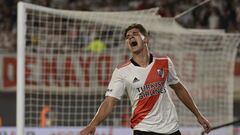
[
  {"x1": 152, "y1": 53, "x2": 170, "y2": 60},
  {"x1": 116, "y1": 60, "x2": 131, "y2": 69}
]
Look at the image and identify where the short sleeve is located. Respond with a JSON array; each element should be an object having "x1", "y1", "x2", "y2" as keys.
[
  {"x1": 167, "y1": 58, "x2": 180, "y2": 85},
  {"x1": 105, "y1": 68, "x2": 125, "y2": 100}
]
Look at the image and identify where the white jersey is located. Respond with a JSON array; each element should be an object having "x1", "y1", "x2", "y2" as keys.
[{"x1": 105, "y1": 54, "x2": 180, "y2": 134}]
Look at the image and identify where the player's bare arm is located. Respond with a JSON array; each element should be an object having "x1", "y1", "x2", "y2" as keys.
[
  {"x1": 170, "y1": 82, "x2": 211, "y2": 133},
  {"x1": 80, "y1": 96, "x2": 118, "y2": 135}
]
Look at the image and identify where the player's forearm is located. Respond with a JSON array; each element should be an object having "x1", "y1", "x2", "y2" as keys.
[
  {"x1": 89, "y1": 96, "x2": 117, "y2": 127},
  {"x1": 170, "y1": 82, "x2": 202, "y2": 118}
]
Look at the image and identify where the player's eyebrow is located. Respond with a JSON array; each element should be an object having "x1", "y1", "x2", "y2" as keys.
[{"x1": 132, "y1": 31, "x2": 139, "y2": 35}]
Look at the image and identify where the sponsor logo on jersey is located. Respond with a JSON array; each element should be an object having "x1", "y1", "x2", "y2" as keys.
[
  {"x1": 139, "y1": 88, "x2": 166, "y2": 99},
  {"x1": 136, "y1": 81, "x2": 166, "y2": 99},
  {"x1": 133, "y1": 77, "x2": 140, "y2": 83}
]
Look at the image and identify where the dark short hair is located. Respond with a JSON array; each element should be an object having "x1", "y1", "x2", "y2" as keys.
[{"x1": 124, "y1": 23, "x2": 148, "y2": 38}]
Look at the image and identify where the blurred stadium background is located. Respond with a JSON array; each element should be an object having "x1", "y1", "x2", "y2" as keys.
[{"x1": 0, "y1": 0, "x2": 240, "y2": 135}]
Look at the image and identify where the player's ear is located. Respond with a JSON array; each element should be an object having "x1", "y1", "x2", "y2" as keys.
[
  {"x1": 144, "y1": 36, "x2": 149, "y2": 44},
  {"x1": 144, "y1": 31, "x2": 150, "y2": 44}
]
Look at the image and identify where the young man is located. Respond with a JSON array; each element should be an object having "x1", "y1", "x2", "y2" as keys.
[{"x1": 80, "y1": 23, "x2": 211, "y2": 135}]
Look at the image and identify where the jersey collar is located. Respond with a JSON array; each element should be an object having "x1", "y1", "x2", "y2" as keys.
[{"x1": 130, "y1": 53, "x2": 153, "y2": 67}]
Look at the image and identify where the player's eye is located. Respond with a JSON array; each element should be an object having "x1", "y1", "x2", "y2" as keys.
[
  {"x1": 125, "y1": 32, "x2": 139, "y2": 40},
  {"x1": 125, "y1": 35, "x2": 131, "y2": 40}
]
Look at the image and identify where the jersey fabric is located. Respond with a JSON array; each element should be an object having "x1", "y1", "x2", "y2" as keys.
[{"x1": 105, "y1": 54, "x2": 180, "y2": 134}]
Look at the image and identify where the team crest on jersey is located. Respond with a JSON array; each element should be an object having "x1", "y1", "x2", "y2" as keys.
[{"x1": 157, "y1": 68, "x2": 164, "y2": 78}]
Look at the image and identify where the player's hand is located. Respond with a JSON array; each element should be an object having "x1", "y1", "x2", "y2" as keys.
[
  {"x1": 197, "y1": 115, "x2": 211, "y2": 133},
  {"x1": 80, "y1": 125, "x2": 96, "y2": 135}
]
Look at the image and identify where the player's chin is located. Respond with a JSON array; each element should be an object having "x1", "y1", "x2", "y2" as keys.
[
  {"x1": 131, "y1": 48, "x2": 141, "y2": 54},
  {"x1": 128, "y1": 46, "x2": 137, "y2": 51}
]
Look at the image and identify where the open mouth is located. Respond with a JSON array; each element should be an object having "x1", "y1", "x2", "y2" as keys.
[{"x1": 130, "y1": 41, "x2": 138, "y2": 47}]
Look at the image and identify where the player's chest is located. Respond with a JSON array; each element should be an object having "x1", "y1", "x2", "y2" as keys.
[
  {"x1": 124, "y1": 69, "x2": 148, "y2": 88},
  {"x1": 124, "y1": 66, "x2": 167, "y2": 89}
]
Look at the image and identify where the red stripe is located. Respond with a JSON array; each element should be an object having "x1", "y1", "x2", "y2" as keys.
[{"x1": 130, "y1": 59, "x2": 168, "y2": 128}]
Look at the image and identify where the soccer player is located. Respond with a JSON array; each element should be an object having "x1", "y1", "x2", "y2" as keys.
[{"x1": 80, "y1": 23, "x2": 211, "y2": 135}]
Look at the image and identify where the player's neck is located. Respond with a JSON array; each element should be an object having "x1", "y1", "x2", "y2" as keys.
[{"x1": 132, "y1": 51, "x2": 150, "y2": 67}]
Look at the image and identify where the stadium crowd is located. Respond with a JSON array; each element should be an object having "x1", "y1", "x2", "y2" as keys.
[{"x1": 0, "y1": 0, "x2": 240, "y2": 51}]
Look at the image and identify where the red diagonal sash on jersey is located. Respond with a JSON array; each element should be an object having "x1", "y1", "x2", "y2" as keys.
[{"x1": 130, "y1": 59, "x2": 169, "y2": 128}]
